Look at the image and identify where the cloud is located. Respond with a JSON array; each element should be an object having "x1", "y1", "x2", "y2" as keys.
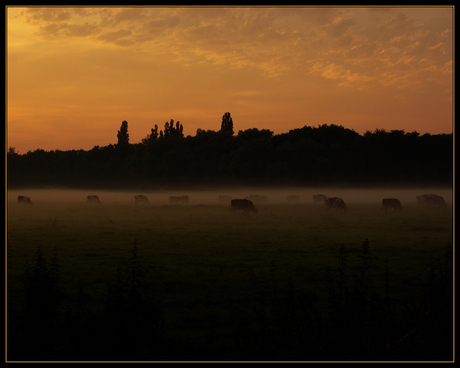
[
  {"x1": 19, "y1": 7, "x2": 74, "y2": 23},
  {"x1": 97, "y1": 29, "x2": 133, "y2": 45},
  {"x1": 9, "y1": 7, "x2": 453, "y2": 89},
  {"x1": 38, "y1": 22, "x2": 100, "y2": 38},
  {"x1": 308, "y1": 61, "x2": 374, "y2": 90},
  {"x1": 325, "y1": 15, "x2": 356, "y2": 38}
]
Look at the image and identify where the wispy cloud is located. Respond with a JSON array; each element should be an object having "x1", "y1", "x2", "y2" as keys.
[{"x1": 12, "y1": 7, "x2": 452, "y2": 88}]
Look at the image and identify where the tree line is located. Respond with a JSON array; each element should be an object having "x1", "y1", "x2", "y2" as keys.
[{"x1": 7, "y1": 113, "x2": 453, "y2": 189}]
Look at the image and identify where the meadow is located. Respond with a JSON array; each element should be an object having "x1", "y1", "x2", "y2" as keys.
[{"x1": 6, "y1": 187, "x2": 454, "y2": 362}]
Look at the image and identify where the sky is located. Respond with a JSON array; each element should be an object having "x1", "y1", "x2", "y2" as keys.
[{"x1": 6, "y1": 6, "x2": 453, "y2": 153}]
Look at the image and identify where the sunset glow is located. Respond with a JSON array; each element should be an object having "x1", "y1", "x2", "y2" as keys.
[{"x1": 6, "y1": 6, "x2": 453, "y2": 154}]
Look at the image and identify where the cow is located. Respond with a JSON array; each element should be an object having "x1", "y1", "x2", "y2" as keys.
[
  {"x1": 231, "y1": 199, "x2": 258, "y2": 214},
  {"x1": 169, "y1": 195, "x2": 189, "y2": 205},
  {"x1": 219, "y1": 195, "x2": 232, "y2": 205},
  {"x1": 382, "y1": 198, "x2": 403, "y2": 211},
  {"x1": 87, "y1": 195, "x2": 101, "y2": 204},
  {"x1": 324, "y1": 197, "x2": 347, "y2": 212},
  {"x1": 286, "y1": 195, "x2": 300, "y2": 203},
  {"x1": 246, "y1": 195, "x2": 268, "y2": 203},
  {"x1": 416, "y1": 195, "x2": 426, "y2": 205},
  {"x1": 416, "y1": 194, "x2": 446, "y2": 207},
  {"x1": 133, "y1": 194, "x2": 149, "y2": 204},
  {"x1": 18, "y1": 196, "x2": 32, "y2": 204},
  {"x1": 313, "y1": 194, "x2": 327, "y2": 203}
]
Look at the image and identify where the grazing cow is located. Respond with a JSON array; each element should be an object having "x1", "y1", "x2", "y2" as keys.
[
  {"x1": 133, "y1": 194, "x2": 149, "y2": 204},
  {"x1": 169, "y1": 195, "x2": 189, "y2": 205},
  {"x1": 416, "y1": 195, "x2": 426, "y2": 205},
  {"x1": 324, "y1": 197, "x2": 347, "y2": 212},
  {"x1": 382, "y1": 198, "x2": 403, "y2": 211},
  {"x1": 286, "y1": 195, "x2": 300, "y2": 203},
  {"x1": 87, "y1": 195, "x2": 101, "y2": 204},
  {"x1": 313, "y1": 194, "x2": 327, "y2": 203},
  {"x1": 219, "y1": 195, "x2": 232, "y2": 205},
  {"x1": 18, "y1": 196, "x2": 32, "y2": 204},
  {"x1": 416, "y1": 194, "x2": 446, "y2": 207},
  {"x1": 231, "y1": 199, "x2": 258, "y2": 214},
  {"x1": 246, "y1": 195, "x2": 268, "y2": 203}
]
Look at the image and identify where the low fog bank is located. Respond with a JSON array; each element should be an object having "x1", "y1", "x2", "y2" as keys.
[{"x1": 7, "y1": 186, "x2": 453, "y2": 206}]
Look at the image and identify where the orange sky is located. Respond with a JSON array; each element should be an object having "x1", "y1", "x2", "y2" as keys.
[{"x1": 6, "y1": 6, "x2": 453, "y2": 153}]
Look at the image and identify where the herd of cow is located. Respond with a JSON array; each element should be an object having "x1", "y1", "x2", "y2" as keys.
[
  {"x1": 16, "y1": 193, "x2": 447, "y2": 215},
  {"x1": 228, "y1": 193, "x2": 448, "y2": 214},
  {"x1": 310, "y1": 193, "x2": 446, "y2": 213}
]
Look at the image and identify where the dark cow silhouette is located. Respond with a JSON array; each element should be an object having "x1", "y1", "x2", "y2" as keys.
[
  {"x1": 169, "y1": 195, "x2": 189, "y2": 205},
  {"x1": 231, "y1": 199, "x2": 258, "y2": 214},
  {"x1": 18, "y1": 196, "x2": 32, "y2": 204},
  {"x1": 416, "y1": 194, "x2": 446, "y2": 207},
  {"x1": 286, "y1": 195, "x2": 300, "y2": 203},
  {"x1": 313, "y1": 194, "x2": 327, "y2": 203},
  {"x1": 134, "y1": 194, "x2": 149, "y2": 204},
  {"x1": 382, "y1": 198, "x2": 403, "y2": 211},
  {"x1": 87, "y1": 195, "x2": 101, "y2": 204},
  {"x1": 324, "y1": 197, "x2": 347, "y2": 212}
]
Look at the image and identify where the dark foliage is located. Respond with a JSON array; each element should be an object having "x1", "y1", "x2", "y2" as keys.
[
  {"x1": 7, "y1": 121, "x2": 453, "y2": 189},
  {"x1": 15, "y1": 247, "x2": 61, "y2": 360},
  {"x1": 7, "y1": 239, "x2": 453, "y2": 361},
  {"x1": 9, "y1": 241, "x2": 164, "y2": 361}
]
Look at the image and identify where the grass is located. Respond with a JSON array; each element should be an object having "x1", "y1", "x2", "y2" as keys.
[{"x1": 6, "y1": 196, "x2": 453, "y2": 361}]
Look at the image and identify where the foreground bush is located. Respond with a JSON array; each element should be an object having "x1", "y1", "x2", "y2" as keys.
[{"x1": 7, "y1": 240, "x2": 453, "y2": 361}]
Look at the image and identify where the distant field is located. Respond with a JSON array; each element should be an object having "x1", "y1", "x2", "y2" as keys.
[{"x1": 6, "y1": 188, "x2": 453, "y2": 361}]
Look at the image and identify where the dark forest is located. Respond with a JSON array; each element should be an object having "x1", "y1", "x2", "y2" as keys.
[{"x1": 7, "y1": 113, "x2": 453, "y2": 189}]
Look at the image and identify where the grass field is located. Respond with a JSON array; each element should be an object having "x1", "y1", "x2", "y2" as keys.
[{"x1": 6, "y1": 187, "x2": 454, "y2": 361}]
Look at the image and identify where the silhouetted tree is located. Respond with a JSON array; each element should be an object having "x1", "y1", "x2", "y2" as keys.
[
  {"x1": 117, "y1": 120, "x2": 130, "y2": 147},
  {"x1": 142, "y1": 125, "x2": 159, "y2": 146},
  {"x1": 237, "y1": 128, "x2": 273, "y2": 141},
  {"x1": 163, "y1": 119, "x2": 184, "y2": 140},
  {"x1": 101, "y1": 239, "x2": 164, "y2": 360},
  {"x1": 221, "y1": 112, "x2": 234, "y2": 135}
]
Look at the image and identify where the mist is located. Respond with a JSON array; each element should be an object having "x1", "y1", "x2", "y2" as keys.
[{"x1": 7, "y1": 186, "x2": 453, "y2": 207}]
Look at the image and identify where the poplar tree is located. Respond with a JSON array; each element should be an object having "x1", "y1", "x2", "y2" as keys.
[
  {"x1": 220, "y1": 112, "x2": 234, "y2": 135},
  {"x1": 117, "y1": 120, "x2": 130, "y2": 147}
]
